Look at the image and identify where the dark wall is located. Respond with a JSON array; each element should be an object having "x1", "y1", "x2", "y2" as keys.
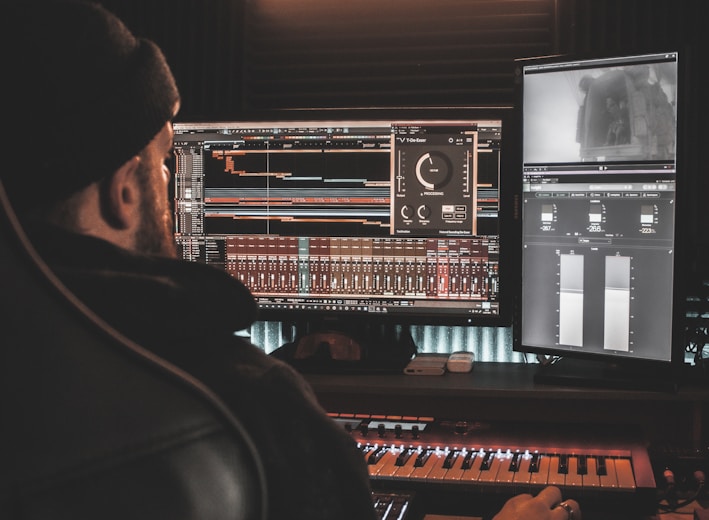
[
  {"x1": 99, "y1": 0, "x2": 566, "y2": 116},
  {"x1": 239, "y1": 0, "x2": 567, "y2": 110},
  {"x1": 97, "y1": 0, "x2": 246, "y2": 121}
]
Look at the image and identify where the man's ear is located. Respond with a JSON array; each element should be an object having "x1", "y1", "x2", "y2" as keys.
[{"x1": 102, "y1": 155, "x2": 141, "y2": 230}]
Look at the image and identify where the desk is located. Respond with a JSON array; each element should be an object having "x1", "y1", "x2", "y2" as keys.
[
  {"x1": 418, "y1": 501, "x2": 708, "y2": 520},
  {"x1": 423, "y1": 503, "x2": 708, "y2": 520},
  {"x1": 305, "y1": 362, "x2": 709, "y2": 451}
]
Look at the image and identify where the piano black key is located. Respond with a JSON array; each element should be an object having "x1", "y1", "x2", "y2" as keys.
[
  {"x1": 529, "y1": 454, "x2": 551, "y2": 486},
  {"x1": 461, "y1": 450, "x2": 476, "y2": 470},
  {"x1": 368, "y1": 446, "x2": 387, "y2": 465},
  {"x1": 479, "y1": 451, "x2": 504, "y2": 482},
  {"x1": 479, "y1": 450, "x2": 494, "y2": 471},
  {"x1": 459, "y1": 450, "x2": 485, "y2": 483},
  {"x1": 427, "y1": 449, "x2": 461, "y2": 482},
  {"x1": 596, "y1": 456, "x2": 608, "y2": 476},
  {"x1": 395, "y1": 447, "x2": 415, "y2": 466},
  {"x1": 410, "y1": 448, "x2": 440, "y2": 479},
  {"x1": 393, "y1": 448, "x2": 422, "y2": 478},
  {"x1": 578, "y1": 454, "x2": 588, "y2": 475},
  {"x1": 360, "y1": 444, "x2": 376, "y2": 458},
  {"x1": 442, "y1": 449, "x2": 459, "y2": 469},
  {"x1": 529, "y1": 452, "x2": 541, "y2": 473},
  {"x1": 558, "y1": 453, "x2": 569, "y2": 474},
  {"x1": 508, "y1": 451, "x2": 521, "y2": 472},
  {"x1": 414, "y1": 448, "x2": 432, "y2": 467},
  {"x1": 426, "y1": 448, "x2": 458, "y2": 482}
]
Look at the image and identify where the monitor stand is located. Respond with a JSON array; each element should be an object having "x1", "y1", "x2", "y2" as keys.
[
  {"x1": 533, "y1": 357, "x2": 678, "y2": 392},
  {"x1": 270, "y1": 319, "x2": 418, "y2": 374}
]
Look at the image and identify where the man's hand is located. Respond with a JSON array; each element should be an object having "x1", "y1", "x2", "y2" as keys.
[{"x1": 492, "y1": 486, "x2": 581, "y2": 520}]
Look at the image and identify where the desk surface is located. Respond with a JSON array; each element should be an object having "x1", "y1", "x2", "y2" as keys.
[{"x1": 304, "y1": 361, "x2": 708, "y2": 401}]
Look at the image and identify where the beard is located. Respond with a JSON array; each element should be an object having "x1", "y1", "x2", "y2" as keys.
[
  {"x1": 133, "y1": 165, "x2": 177, "y2": 258},
  {"x1": 135, "y1": 198, "x2": 176, "y2": 258}
]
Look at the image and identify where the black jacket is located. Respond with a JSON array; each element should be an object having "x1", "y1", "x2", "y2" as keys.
[{"x1": 25, "y1": 223, "x2": 377, "y2": 520}]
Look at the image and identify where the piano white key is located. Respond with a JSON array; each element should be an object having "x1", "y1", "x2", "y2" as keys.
[
  {"x1": 547, "y1": 455, "x2": 565, "y2": 486},
  {"x1": 614, "y1": 458, "x2": 636, "y2": 490},
  {"x1": 582, "y1": 456, "x2": 601, "y2": 488},
  {"x1": 565, "y1": 456, "x2": 584, "y2": 488},
  {"x1": 494, "y1": 450, "x2": 518, "y2": 484},
  {"x1": 512, "y1": 452, "x2": 532, "y2": 485},
  {"x1": 598, "y1": 456, "x2": 619, "y2": 489},
  {"x1": 425, "y1": 448, "x2": 458, "y2": 482}
]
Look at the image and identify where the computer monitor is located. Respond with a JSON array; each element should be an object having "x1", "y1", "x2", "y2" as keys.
[
  {"x1": 512, "y1": 51, "x2": 686, "y2": 389},
  {"x1": 172, "y1": 108, "x2": 513, "y2": 361}
]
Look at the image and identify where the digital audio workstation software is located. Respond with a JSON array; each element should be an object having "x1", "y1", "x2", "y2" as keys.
[{"x1": 172, "y1": 115, "x2": 506, "y2": 324}]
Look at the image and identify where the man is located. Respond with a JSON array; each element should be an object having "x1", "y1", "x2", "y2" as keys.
[{"x1": 2, "y1": 2, "x2": 580, "y2": 519}]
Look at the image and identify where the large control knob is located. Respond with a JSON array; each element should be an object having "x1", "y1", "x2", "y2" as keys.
[
  {"x1": 454, "y1": 421, "x2": 469, "y2": 435},
  {"x1": 415, "y1": 151, "x2": 453, "y2": 190}
]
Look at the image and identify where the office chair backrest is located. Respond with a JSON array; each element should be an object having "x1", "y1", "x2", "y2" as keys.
[{"x1": 0, "y1": 180, "x2": 268, "y2": 520}]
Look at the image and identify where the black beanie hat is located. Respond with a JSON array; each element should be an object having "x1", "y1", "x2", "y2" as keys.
[{"x1": 3, "y1": 1, "x2": 180, "y2": 210}]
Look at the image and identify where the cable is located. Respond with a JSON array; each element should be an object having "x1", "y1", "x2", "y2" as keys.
[{"x1": 656, "y1": 469, "x2": 707, "y2": 513}]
